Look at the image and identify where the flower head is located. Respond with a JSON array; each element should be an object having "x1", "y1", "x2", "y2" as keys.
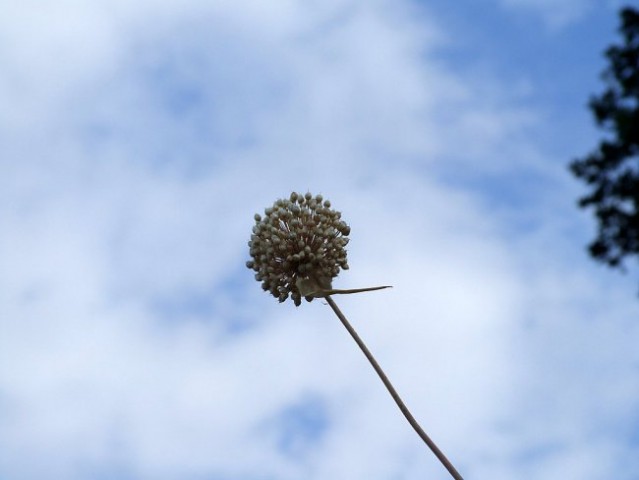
[{"x1": 246, "y1": 192, "x2": 350, "y2": 306}]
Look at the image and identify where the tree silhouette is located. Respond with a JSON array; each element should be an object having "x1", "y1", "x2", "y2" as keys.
[{"x1": 570, "y1": 6, "x2": 639, "y2": 273}]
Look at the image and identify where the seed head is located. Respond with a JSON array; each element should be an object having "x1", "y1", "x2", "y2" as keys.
[{"x1": 246, "y1": 192, "x2": 350, "y2": 306}]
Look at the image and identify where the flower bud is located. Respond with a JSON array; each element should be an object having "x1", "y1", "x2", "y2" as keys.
[{"x1": 246, "y1": 192, "x2": 351, "y2": 306}]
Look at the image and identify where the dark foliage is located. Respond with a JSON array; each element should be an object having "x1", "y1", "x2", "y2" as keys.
[{"x1": 571, "y1": 7, "x2": 639, "y2": 270}]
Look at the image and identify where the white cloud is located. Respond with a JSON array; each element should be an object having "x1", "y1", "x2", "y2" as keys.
[{"x1": 1, "y1": 0, "x2": 638, "y2": 479}]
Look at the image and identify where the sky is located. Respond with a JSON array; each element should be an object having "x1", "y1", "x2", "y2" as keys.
[{"x1": 1, "y1": 0, "x2": 639, "y2": 479}]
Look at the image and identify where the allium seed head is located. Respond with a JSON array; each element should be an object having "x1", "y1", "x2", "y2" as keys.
[{"x1": 247, "y1": 192, "x2": 350, "y2": 306}]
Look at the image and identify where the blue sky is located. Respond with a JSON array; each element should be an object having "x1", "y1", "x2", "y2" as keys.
[{"x1": 1, "y1": 0, "x2": 639, "y2": 479}]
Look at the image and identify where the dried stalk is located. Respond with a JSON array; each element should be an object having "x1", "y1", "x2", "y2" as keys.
[{"x1": 324, "y1": 295, "x2": 464, "y2": 480}]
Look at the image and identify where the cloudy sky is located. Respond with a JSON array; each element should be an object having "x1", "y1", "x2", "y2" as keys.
[{"x1": 2, "y1": 0, "x2": 639, "y2": 479}]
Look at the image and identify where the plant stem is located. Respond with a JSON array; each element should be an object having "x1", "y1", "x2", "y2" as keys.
[{"x1": 324, "y1": 295, "x2": 464, "y2": 480}]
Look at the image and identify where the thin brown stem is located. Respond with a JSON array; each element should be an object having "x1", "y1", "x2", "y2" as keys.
[{"x1": 324, "y1": 295, "x2": 464, "y2": 480}]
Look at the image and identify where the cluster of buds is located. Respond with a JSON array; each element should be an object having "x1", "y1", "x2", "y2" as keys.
[{"x1": 246, "y1": 192, "x2": 350, "y2": 306}]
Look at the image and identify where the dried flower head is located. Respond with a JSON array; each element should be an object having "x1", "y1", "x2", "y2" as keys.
[{"x1": 246, "y1": 192, "x2": 350, "y2": 306}]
